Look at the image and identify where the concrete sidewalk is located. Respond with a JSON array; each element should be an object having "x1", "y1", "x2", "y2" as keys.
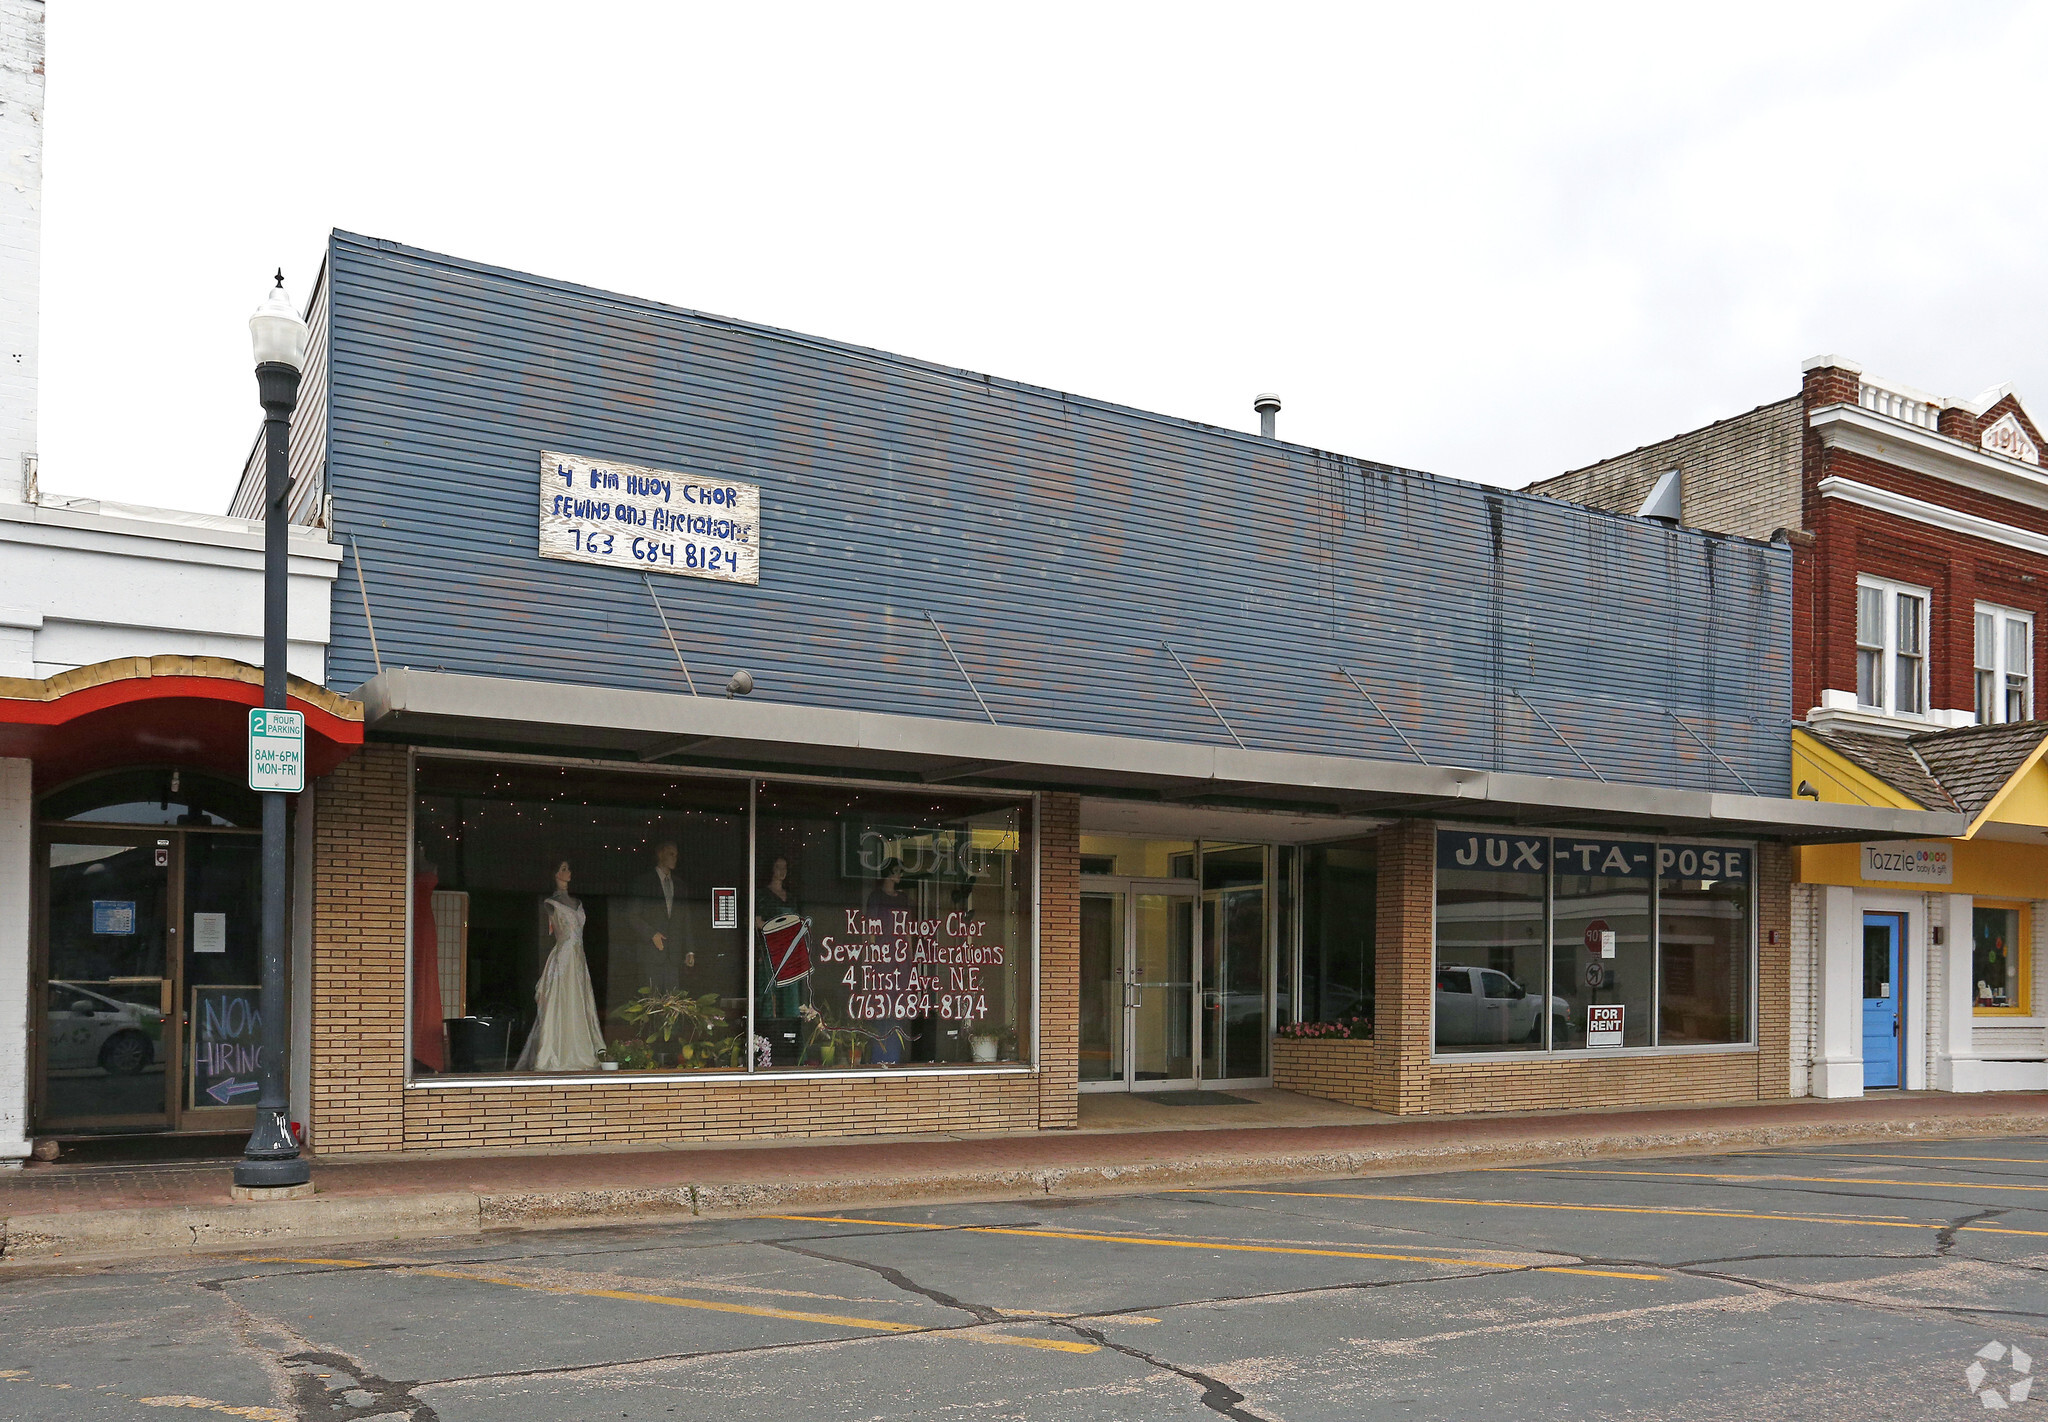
[{"x1": 5, "y1": 1090, "x2": 2047, "y2": 1267}]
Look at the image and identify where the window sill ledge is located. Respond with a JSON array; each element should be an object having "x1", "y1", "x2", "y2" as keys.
[
  {"x1": 1430, "y1": 1041, "x2": 1759, "y2": 1066},
  {"x1": 406, "y1": 1063, "x2": 1039, "y2": 1089}
]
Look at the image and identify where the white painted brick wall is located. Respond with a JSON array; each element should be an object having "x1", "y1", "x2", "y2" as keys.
[
  {"x1": 0, "y1": 0, "x2": 40, "y2": 504},
  {"x1": 0, "y1": 757, "x2": 30, "y2": 1163},
  {"x1": 1788, "y1": 883, "x2": 1815, "y2": 1095}
]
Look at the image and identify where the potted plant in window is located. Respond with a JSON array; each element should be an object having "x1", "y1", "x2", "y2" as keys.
[
  {"x1": 798, "y1": 1002, "x2": 906, "y2": 1067},
  {"x1": 611, "y1": 988, "x2": 740, "y2": 1069}
]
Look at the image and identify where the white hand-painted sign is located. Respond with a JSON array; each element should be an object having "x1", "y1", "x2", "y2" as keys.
[{"x1": 539, "y1": 450, "x2": 760, "y2": 584}]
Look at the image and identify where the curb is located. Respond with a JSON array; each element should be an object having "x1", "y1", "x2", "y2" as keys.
[{"x1": 7, "y1": 1109, "x2": 2047, "y2": 1267}]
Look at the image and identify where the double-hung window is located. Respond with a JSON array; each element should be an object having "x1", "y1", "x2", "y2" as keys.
[
  {"x1": 1975, "y1": 604, "x2": 2033, "y2": 724},
  {"x1": 1856, "y1": 577, "x2": 1928, "y2": 718}
]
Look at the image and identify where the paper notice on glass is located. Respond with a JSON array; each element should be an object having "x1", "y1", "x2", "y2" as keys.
[
  {"x1": 1587, "y1": 1004, "x2": 1624, "y2": 1047},
  {"x1": 193, "y1": 912, "x2": 227, "y2": 954}
]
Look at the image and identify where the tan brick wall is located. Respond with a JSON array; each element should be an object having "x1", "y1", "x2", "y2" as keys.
[
  {"x1": 309, "y1": 743, "x2": 409, "y2": 1152},
  {"x1": 402, "y1": 1072, "x2": 1041, "y2": 1150},
  {"x1": 1373, "y1": 820, "x2": 1433, "y2": 1114},
  {"x1": 1529, "y1": 396, "x2": 1803, "y2": 542},
  {"x1": 1036, "y1": 793, "x2": 1081, "y2": 1128},
  {"x1": 1272, "y1": 1038, "x2": 1388, "y2": 1109},
  {"x1": 308, "y1": 754, "x2": 1079, "y2": 1153},
  {"x1": 1284, "y1": 821, "x2": 1795, "y2": 1117}
]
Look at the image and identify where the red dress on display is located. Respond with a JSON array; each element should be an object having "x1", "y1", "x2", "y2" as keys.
[{"x1": 413, "y1": 870, "x2": 447, "y2": 1072}]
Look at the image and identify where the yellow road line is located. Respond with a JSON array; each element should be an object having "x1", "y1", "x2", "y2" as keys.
[
  {"x1": 1749, "y1": 1151, "x2": 2048, "y2": 1167},
  {"x1": 1496, "y1": 1166, "x2": 2048, "y2": 1194},
  {"x1": 241, "y1": 1257, "x2": 1098, "y2": 1354},
  {"x1": 1182, "y1": 1188, "x2": 2048, "y2": 1239},
  {"x1": 764, "y1": 1214, "x2": 1664, "y2": 1281}
]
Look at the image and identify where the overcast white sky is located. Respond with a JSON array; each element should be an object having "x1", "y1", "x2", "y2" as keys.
[{"x1": 38, "y1": 2, "x2": 2048, "y2": 513}]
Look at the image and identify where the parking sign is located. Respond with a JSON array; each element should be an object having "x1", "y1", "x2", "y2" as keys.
[{"x1": 247, "y1": 708, "x2": 305, "y2": 792}]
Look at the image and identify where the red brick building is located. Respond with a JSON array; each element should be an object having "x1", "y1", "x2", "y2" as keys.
[{"x1": 1533, "y1": 357, "x2": 2048, "y2": 1097}]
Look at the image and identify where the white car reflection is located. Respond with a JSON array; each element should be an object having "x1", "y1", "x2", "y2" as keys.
[
  {"x1": 46, "y1": 981, "x2": 164, "y2": 1075},
  {"x1": 1435, "y1": 965, "x2": 1571, "y2": 1045}
]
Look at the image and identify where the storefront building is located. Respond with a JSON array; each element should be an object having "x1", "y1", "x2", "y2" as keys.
[
  {"x1": 170, "y1": 234, "x2": 1951, "y2": 1152},
  {"x1": 1793, "y1": 722, "x2": 2048, "y2": 1094},
  {"x1": 1534, "y1": 355, "x2": 2048, "y2": 1097},
  {"x1": 0, "y1": 35, "x2": 365, "y2": 1167}
]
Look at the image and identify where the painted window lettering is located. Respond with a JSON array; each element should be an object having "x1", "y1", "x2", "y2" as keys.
[
  {"x1": 1655, "y1": 846, "x2": 1743, "y2": 879},
  {"x1": 1444, "y1": 835, "x2": 1545, "y2": 871}
]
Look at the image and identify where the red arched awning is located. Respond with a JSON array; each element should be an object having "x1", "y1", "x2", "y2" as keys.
[{"x1": 0, "y1": 656, "x2": 363, "y2": 790}]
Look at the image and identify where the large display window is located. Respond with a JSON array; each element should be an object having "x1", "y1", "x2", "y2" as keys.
[
  {"x1": 412, "y1": 757, "x2": 1033, "y2": 1078},
  {"x1": 1433, "y1": 829, "x2": 1753, "y2": 1056},
  {"x1": 1972, "y1": 902, "x2": 2031, "y2": 1016},
  {"x1": 1434, "y1": 832, "x2": 1549, "y2": 1053}
]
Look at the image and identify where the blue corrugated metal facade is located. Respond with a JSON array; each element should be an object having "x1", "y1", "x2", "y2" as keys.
[{"x1": 321, "y1": 232, "x2": 1790, "y2": 793}]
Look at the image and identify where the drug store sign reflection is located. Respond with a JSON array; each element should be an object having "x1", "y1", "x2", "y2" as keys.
[{"x1": 538, "y1": 450, "x2": 760, "y2": 585}]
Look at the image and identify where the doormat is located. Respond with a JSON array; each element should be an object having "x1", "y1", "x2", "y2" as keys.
[{"x1": 1143, "y1": 1091, "x2": 1256, "y2": 1106}]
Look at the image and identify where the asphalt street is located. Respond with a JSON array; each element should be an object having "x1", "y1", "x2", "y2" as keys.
[{"x1": 6, "y1": 1137, "x2": 2048, "y2": 1420}]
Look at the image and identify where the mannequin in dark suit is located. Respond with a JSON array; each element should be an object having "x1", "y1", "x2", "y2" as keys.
[{"x1": 625, "y1": 842, "x2": 691, "y2": 996}]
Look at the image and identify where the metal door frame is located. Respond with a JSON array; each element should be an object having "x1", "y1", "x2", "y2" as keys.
[
  {"x1": 32, "y1": 826, "x2": 178, "y2": 1131},
  {"x1": 33, "y1": 822, "x2": 263, "y2": 1135},
  {"x1": 1077, "y1": 875, "x2": 1201, "y2": 1093}
]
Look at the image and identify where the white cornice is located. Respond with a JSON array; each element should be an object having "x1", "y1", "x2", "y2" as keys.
[
  {"x1": 1809, "y1": 404, "x2": 2048, "y2": 513},
  {"x1": 1817, "y1": 475, "x2": 2048, "y2": 559}
]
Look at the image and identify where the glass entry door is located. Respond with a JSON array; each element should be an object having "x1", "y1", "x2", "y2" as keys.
[
  {"x1": 37, "y1": 827, "x2": 266, "y2": 1133},
  {"x1": 40, "y1": 835, "x2": 174, "y2": 1129},
  {"x1": 1079, "y1": 879, "x2": 1198, "y2": 1090}
]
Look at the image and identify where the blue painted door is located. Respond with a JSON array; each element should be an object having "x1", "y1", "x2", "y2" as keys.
[{"x1": 1862, "y1": 914, "x2": 1903, "y2": 1089}]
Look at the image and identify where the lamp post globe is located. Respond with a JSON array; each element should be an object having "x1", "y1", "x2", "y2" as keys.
[
  {"x1": 234, "y1": 271, "x2": 311, "y2": 1193},
  {"x1": 249, "y1": 272, "x2": 308, "y2": 370}
]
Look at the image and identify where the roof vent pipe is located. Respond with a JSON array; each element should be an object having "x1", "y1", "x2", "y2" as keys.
[
  {"x1": 1637, "y1": 468, "x2": 1682, "y2": 525},
  {"x1": 1253, "y1": 392, "x2": 1281, "y2": 439}
]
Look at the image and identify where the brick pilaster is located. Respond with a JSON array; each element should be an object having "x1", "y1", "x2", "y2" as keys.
[
  {"x1": 309, "y1": 743, "x2": 409, "y2": 1152},
  {"x1": 1756, "y1": 841, "x2": 1793, "y2": 1094},
  {"x1": 1035, "y1": 792, "x2": 1080, "y2": 1127},
  {"x1": 1374, "y1": 819, "x2": 1435, "y2": 1114}
]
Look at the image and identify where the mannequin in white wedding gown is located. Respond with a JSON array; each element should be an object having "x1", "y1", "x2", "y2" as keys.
[{"x1": 515, "y1": 859, "x2": 607, "y2": 1072}]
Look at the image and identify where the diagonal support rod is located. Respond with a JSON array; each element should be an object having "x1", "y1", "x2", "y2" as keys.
[
  {"x1": 1339, "y1": 666, "x2": 1428, "y2": 765},
  {"x1": 926, "y1": 612, "x2": 998, "y2": 725},
  {"x1": 643, "y1": 572, "x2": 698, "y2": 696},
  {"x1": 1164, "y1": 641, "x2": 1245, "y2": 749},
  {"x1": 1669, "y1": 710, "x2": 1759, "y2": 796},
  {"x1": 1514, "y1": 690, "x2": 1607, "y2": 783},
  {"x1": 347, "y1": 534, "x2": 385, "y2": 678}
]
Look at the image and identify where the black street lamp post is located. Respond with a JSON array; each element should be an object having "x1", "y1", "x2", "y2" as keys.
[{"x1": 235, "y1": 273, "x2": 311, "y2": 1191}]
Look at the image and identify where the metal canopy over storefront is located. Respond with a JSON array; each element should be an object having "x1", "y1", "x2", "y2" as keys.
[{"x1": 359, "y1": 667, "x2": 1966, "y2": 843}]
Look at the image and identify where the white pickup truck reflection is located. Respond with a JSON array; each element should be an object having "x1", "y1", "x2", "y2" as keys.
[{"x1": 1434, "y1": 965, "x2": 1571, "y2": 1045}]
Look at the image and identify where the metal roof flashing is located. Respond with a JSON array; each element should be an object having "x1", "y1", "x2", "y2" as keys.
[
  {"x1": 328, "y1": 231, "x2": 1787, "y2": 555},
  {"x1": 359, "y1": 669, "x2": 1963, "y2": 844}
]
